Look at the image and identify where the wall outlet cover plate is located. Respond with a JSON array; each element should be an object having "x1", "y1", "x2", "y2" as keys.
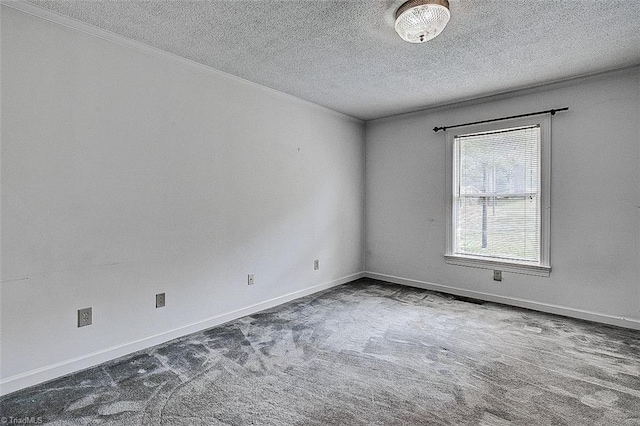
[
  {"x1": 156, "y1": 293, "x2": 166, "y2": 308},
  {"x1": 78, "y1": 307, "x2": 92, "y2": 327}
]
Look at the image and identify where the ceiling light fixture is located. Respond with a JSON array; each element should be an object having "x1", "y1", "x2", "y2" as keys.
[{"x1": 395, "y1": 0, "x2": 450, "y2": 43}]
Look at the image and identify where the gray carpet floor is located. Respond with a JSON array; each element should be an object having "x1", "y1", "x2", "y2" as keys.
[{"x1": 1, "y1": 278, "x2": 639, "y2": 425}]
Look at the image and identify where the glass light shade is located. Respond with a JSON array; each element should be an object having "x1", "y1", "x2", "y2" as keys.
[{"x1": 395, "y1": 1, "x2": 450, "y2": 43}]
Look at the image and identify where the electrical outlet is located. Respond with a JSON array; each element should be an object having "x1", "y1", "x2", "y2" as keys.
[
  {"x1": 493, "y1": 270, "x2": 503, "y2": 282},
  {"x1": 248, "y1": 274, "x2": 255, "y2": 285},
  {"x1": 77, "y1": 307, "x2": 92, "y2": 327},
  {"x1": 156, "y1": 293, "x2": 166, "y2": 308},
  {"x1": 314, "y1": 259, "x2": 319, "y2": 270}
]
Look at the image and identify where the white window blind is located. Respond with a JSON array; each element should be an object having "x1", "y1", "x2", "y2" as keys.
[
  {"x1": 445, "y1": 114, "x2": 551, "y2": 276},
  {"x1": 454, "y1": 125, "x2": 540, "y2": 263}
]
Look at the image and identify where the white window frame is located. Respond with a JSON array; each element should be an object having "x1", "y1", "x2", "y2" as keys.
[{"x1": 445, "y1": 114, "x2": 551, "y2": 277}]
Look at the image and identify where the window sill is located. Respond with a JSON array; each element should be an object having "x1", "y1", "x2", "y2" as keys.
[{"x1": 444, "y1": 254, "x2": 551, "y2": 277}]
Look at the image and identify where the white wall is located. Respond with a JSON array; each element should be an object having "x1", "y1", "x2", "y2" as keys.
[
  {"x1": 0, "y1": 5, "x2": 365, "y2": 394},
  {"x1": 365, "y1": 67, "x2": 640, "y2": 328}
]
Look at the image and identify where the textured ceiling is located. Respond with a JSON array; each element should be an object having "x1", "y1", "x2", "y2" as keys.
[{"x1": 26, "y1": 0, "x2": 640, "y2": 120}]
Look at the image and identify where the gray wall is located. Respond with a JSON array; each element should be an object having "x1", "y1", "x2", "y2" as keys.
[
  {"x1": 365, "y1": 68, "x2": 640, "y2": 327},
  {"x1": 1, "y1": 6, "x2": 365, "y2": 392}
]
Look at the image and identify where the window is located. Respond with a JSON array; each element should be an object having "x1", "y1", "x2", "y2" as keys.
[{"x1": 445, "y1": 115, "x2": 551, "y2": 276}]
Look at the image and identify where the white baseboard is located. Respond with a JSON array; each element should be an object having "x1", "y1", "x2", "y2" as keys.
[
  {"x1": 364, "y1": 271, "x2": 640, "y2": 331},
  {"x1": 0, "y1": 272, "x2": 364, "y2": 397}
]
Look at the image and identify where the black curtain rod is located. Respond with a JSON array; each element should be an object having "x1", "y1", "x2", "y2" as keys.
[{"x1": 432, "y1": 107, "x2": 569, "y2": 132}]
